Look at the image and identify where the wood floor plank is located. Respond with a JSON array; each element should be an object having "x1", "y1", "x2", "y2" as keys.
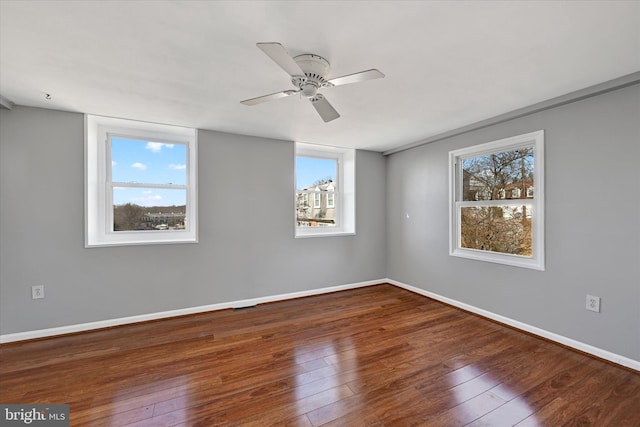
[
  {"x1": 422, "y1": 390, "x2": 508, "y2": 426},
  {"x1": 1, "y1": 284, "x2": 638, "y2": 426}
]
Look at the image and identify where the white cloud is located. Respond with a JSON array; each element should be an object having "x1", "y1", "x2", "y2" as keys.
[
  {"x1": 131, "y1": 162, "x2": 147, "y2": 171},
  {"x1": 145, "y1": 142, "x2": 175, "y2": 152},
  {"x1": 112, "y1": 160, "x2": 117, "y2": 167},
  {"x1": 131, "y1": 195, "x2": 163, "y2": 205},
  {"x1": 169, "y1": 163, "x2": 186, "y2": 170}
]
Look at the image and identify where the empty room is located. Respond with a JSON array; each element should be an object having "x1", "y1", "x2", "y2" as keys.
[{"x1": 1, "y1": 1, "x2": 639, "y2": 426}]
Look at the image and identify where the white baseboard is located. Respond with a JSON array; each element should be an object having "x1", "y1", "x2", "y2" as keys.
[
  {"x1": 386, "y1": 278, "x2": 640, "y2": 372},
  {"x1": 0, "y1": 279, "x2": 382, "y2": 344},
  {"x1": 3, "y1": 278, "x2": 639, "y2": 373}
]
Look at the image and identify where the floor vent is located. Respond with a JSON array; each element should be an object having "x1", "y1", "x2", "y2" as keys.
[{"x1": 233, "y1": 305, "x2": 257, "y2": 311}]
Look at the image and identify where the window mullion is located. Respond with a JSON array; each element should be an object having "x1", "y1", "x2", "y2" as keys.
[
  {"x1": 458, "y1": 199, "x2": 532, "y2": 208},
  {"x1": 111, "y1": 182, "x2": 187, "y2": 190}
]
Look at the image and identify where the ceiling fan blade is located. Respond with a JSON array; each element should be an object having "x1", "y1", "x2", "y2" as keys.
[
  {"x1": 310, "y1": 94, "x2": 340, "y2": 122},
  {"x1": 241, "y1": 90, "x2": 298, "y2": 106},
  {"x1": 327, "y1": 69, "x2": 385, "y2": 87},
  {"x1": 257, "y1": 42, "x2": 305, "y2": 77}
]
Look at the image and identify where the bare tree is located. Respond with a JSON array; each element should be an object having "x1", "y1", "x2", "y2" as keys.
[
  {"x1": 461, "y1": 148, "x2": 534, "y2": 256},
  {"x1": 113, "y1": 203, "x2": 144, "y2": 231}
]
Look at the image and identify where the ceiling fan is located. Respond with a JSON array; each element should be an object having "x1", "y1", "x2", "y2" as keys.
[{"x1": 240, "y1": 42, "x2": 385, "y2": 122}]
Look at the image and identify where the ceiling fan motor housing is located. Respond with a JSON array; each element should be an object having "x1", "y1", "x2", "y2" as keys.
[{"x1": 292, "y1": 54, "x2": 331, "y2": 98}]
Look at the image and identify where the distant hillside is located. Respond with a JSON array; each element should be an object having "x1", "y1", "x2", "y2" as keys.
[
  {"x1": 141, "y1": 205, "x2": 186, "y2": 214},
  {"x1": 114, "y1": 203, "x2": 186, "y2": 214}
]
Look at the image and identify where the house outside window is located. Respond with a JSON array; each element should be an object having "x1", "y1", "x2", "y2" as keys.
[
  {"x1": 295, "y1": 142, "x2": 355, "y2": 237},
  {"x1": 327, "y1": 192, "x2": 335, "y2": 208},
  {"x1": 314, "y1": 191, "x2": 322, "y2": 209},
  {"x1": 449, "y1": 130, "x2": 544, "y2": 270},
  {"x1": 85, "y1": 115, "x2": 197, "y2": 247},
  {"x1": 527, "y1": 186, "x2": 535, "y2": 198}
]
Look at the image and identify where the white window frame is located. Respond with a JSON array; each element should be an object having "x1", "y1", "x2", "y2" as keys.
[
  {"x1": 85, "y1": 115, "x2": 198, "y2": 247},
  {"x1": 295, "y1": 142, "x2": 355, "y2": 238},
  {"x1": 449, "y1": 130, "x2": 544, "y2": 270}
]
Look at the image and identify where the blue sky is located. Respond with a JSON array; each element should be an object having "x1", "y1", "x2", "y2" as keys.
[
  {"x1": 296, "y1": 156, "x2": 336, "y2": 189},
  {"x1": 111, "y1": 137, "x2": 187, "y2": 207}
]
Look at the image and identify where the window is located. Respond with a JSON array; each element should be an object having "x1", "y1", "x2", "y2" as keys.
[
  {"x1": 295, "y1": 142, "x2": 355, "y2": 237},
  {"x1": 86, "y1": 115, "x2": 197, "y2": 247},
  {"x1": 526, "y1": 186, "x2": 534, "y2": 198},
  {"x1": 449, "y1": 130, "x2": 544, "y2": 270},
  {"x1": 327, "y1": 192, "x2": 335, "y2": 208}
]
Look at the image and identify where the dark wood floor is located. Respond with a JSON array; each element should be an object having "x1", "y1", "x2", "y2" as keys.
[{"x1": 1, "y1": 284, "x2": 639, "y2": 426}]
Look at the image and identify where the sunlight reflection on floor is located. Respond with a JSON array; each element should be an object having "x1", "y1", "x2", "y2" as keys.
[
  {"x1": 292, "y1": 338, "x2": 360, "y2": 419},
  {"x1": 108, "y1": 375, "x2": 190, "y2": 425},
  {"x1": 446, "y1": 364, "x2": 538, "y2": 426}
]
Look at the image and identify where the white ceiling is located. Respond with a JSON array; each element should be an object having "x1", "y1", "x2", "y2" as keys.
[{"x1": 1, "y1": 1, "x2": 638, "y2": 152}]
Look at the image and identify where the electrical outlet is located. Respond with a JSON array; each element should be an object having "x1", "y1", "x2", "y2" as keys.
[
  {"x1": 586, "y1": 294, "x2": 600, "y2": 313},
  {"x1": 31, "y1": 285, "x2": 45, "y2": 299}
]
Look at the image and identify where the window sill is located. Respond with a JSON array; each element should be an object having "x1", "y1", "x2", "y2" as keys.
[
  {"x1": 295, "y1": 230, "x2": 355, "y2": 238},
  {"x1": 86, "y1": 230, "x2": 198, "y2": 248},
  {"x1": 450, "y1": 248, "x2": 544, "y2": 271}
]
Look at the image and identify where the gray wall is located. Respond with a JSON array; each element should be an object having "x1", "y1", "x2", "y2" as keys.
[
  {"x1": 386, "y1": 84, "x2": 640, "y2": 360},
  {"x1": 0, "y1": 107, "x2": 387, "y2": 334},
  {"x1": 2, "y1": 86, "x2": 639, "y2": 362}
]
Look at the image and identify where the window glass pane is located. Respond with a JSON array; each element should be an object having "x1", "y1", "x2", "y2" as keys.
[
  {"x1": 113, "y1": 188, "x2": 186, "y2": 231},
  {"x1": 460, "y1": 205, "x2": 533, "y2": 256},
  {"x1": 296, "y1": 191, "x2": 337, "y2": 228},
  {"x1": 111, "y1": 137, "x2": 187, "y2": 185},
  {"x1": 296, "y1": 156, "x2": 337, "y2": 229},
  {"x1": 295, "y1": 156, "x2": 336, "y2": 189},
  {"x1": 462, "y1": 148, "x2": 534, "y2": 201}
]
